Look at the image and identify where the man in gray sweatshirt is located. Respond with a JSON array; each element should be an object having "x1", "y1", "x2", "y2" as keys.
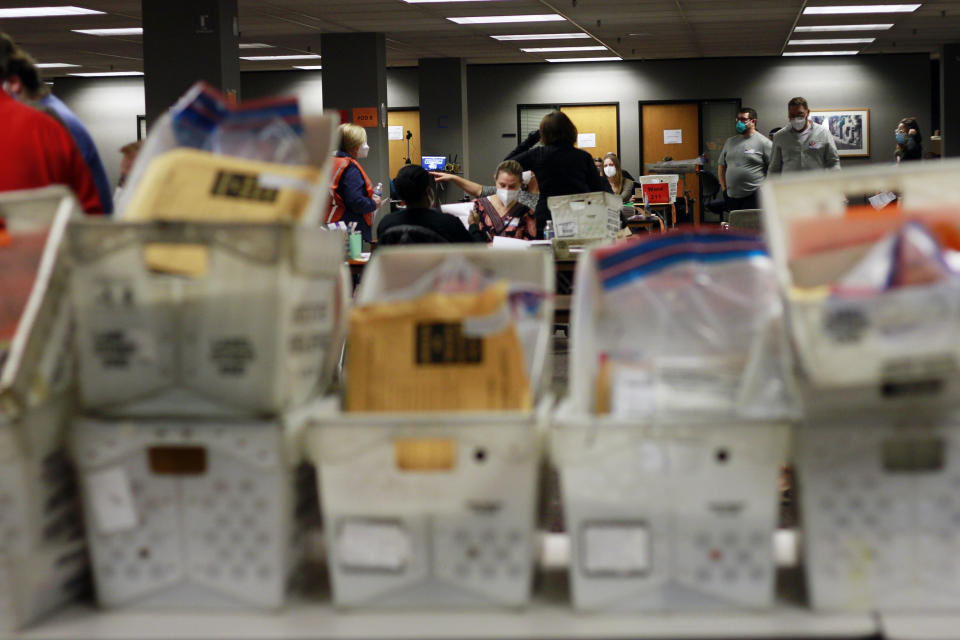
[{"x1": 769, "y1": 96, "x2": 841, "y2": 174}]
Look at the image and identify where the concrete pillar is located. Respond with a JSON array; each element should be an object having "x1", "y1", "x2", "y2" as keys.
[
  {"x1": 941, "y1": 43, "x2": 960, "y2": 158},
  {"x1": 321, "y1": 33, "x2": 389, "y2": 192},
  {"x1": 418, "y1": 58, "x2": 468, "y2": 203},
  {"x1": 142, "y1": 0, "x2": 240, "y2": 126}
]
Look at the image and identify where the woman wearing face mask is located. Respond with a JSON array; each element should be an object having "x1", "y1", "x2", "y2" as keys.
[
  {"x1": 465, "y1": 160, "x2": 537, "y2": 242},
  {"x1": 894, "y1": 117, "x2": 922, "y2": 163},
  {"x1": 430, "y1": 168, "x2": 540, "y2": 211},
  {"x1": 602, "y1": 152, "x2": 634, "y2": 204},
  {"x1": 327, "y1": 123, "x2": 381, "y2": 242}
]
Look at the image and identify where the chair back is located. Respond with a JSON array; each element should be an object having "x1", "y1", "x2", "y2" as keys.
[{"x1": 377, "y1": 224, "x2": 448, "y2": 246}]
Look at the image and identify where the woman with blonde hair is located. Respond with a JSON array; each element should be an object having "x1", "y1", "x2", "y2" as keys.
[
  {"x1": 327, "y1": 123, "x2": 381, "y2": 241},
  {"x1": 602, "y1": 152, "x2": 634, "y2": 203}
]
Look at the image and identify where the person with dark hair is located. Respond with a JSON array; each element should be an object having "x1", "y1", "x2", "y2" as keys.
[
  {"x1": 4, "y1": 50, "x2": 113, "y2": 214},
  {"x1": 467, "y1": 160, "x2": 537, "y2": 242},
  {"x1": 718, "y1": 107, "x2": 772, "y2": 212},
  {"x1": 0, "y1": 32, "x2": 102, "y2": 213},
  {"x1": 895, "y1": 116, "x2": 922, "y2": 163},
  {"x1": 377, "y1": 164, "x2": 475, "y2": 244},
  {"x1": 594, "y1": 156, "x2": 603, "y2": 175},
  {"x1": 769, "y1": 96, "x2": 840, "y2": 174},
  {"x1": 506, "y1": 110, "x2": 610, "y2": 237}
]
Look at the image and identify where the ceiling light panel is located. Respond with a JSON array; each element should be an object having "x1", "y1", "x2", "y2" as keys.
[
  {"x1": 69, "y1": 71, "x2": 143, "y2": 76},
  {"x1": 782, "y1": 50, "x2": 859, "y2": 55},
  {"x1": 448, "y1": 14, "x2": 565, "y2": 24},
  {"x1": 788, "y1": 38, "x2": 876, "y2": 44},
  {"x1": 72, "y1": 27, "x2": 142, "y2": 36},
  {"x1": 292, "y1": 65, "x2": 323, "y2": 70},
  {"x1": 0, "y1": 5, "x2": 103, "y2": 18},
  {"x1": 239, "y1": 54, "x2": 321, "y2": 61},
  {"x1": 521, "y1": 46, "x2": 605, "y2": 52},
  {"x1": 35, "y1": 63, "x2": 80, "y2": 68},
  {"x1": 545, "y1": 56, "x2": 622, "y2": 62},
  {"x1": 491, "y1": 33, "x2": 590, "y2": 40},
  {"x1": 803, "y1": 4, "x2": 921, "y2": 14},
  {"x1": 239, "y1": 43, "x2": 274, "y2": 49},
  {"x1": 793, "y1": 24, "x2": 893, "y2": 31}
]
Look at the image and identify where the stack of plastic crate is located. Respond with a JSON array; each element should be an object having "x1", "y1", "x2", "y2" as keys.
[
  {"x1": 69, "y1": 218, "x2": 348, "y2": 610},
  {"x1": 0, "y1": 187, "x2": 87, "y2": 632},
  {"x1": 761, "y1": 159, "x2": 960, "y2": 612},
  {"x1": 306, "y1": 246, "x2": 555, "y2": 608},
  {"x1": 551, "y1": 230, "x2": 794, "y2": 611}
]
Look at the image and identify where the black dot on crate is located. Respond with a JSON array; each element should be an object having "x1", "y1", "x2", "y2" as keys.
[
  {"x1": 138, "y1": 547, "x2": 150, "y2": 560},
  {"x1": 715, "y1": 448, "x2": 729, "y2": 464},
  {"x1": 474, "y1": 448, "x2": 487, "y2": 463}
]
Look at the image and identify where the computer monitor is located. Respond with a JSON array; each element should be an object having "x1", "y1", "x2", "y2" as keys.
[{"x1": 421, "y1": 156, "x2": 447, "y2": 171}]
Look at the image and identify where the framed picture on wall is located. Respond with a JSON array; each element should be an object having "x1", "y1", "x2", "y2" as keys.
[{"x1": 809, "y1": 108, "x2": 869, "y2": 157}]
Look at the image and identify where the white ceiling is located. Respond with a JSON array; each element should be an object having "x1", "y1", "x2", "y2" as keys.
[{"x1": 2, "y1": 0, "x2": 959, "y2": 75}]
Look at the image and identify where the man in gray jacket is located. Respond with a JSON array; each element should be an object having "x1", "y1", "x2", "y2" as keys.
[{"x1": 769, "y1": 97, "x2": 840, "y2": 173}]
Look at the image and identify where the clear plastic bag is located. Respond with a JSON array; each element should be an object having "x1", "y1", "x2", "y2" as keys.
[
  {"x1": 572, "y1": 230, "x2": 797, "y2": 421},
  {"x1": 116, "y1": 82, "x2": 310, "y2": 218}
]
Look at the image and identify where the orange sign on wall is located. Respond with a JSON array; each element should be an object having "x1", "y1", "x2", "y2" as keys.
[{"x1": 352, "y1": 107, "x2": 379, "y2": 127}]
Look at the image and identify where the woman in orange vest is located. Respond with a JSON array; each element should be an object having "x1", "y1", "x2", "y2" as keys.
[{"x1": 327, "y1": 123, "x2": 381, "y2": 242}]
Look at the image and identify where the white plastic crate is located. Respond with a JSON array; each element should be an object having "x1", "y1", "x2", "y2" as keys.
[
  {"x1": 554, "y1": 236, "x2": 794, "y2": 611},
  {"x1": 547, "y1": 192, "x2": 621, "y2": 240},
  {"x1": 309, "y1": 246, "x2": 554, "y2": 608},
  {"x1": 0, "y1": 187, "x2": 86, "y2": 632},
  {"x1": 637, "y1": 174, "x2": 680, "y2": 204},
  {"x1": 552, "y1": 411, "x2": 789, "y2": 611},
  {"x1": 72, "y1": 415, "x2": 309, "y2": 610},
  {"x1": 760, "y1": 160, "x2": 960, "y2": 398},
  {"x1": 797, "y1": 410, "x2": 960, "y2": 612},
  {"x1": 309, "y1": 402, "x2": 545, "y2": 608},
  {"x1": 69, "y1": 221, "x2": 348, "y2": 417}
]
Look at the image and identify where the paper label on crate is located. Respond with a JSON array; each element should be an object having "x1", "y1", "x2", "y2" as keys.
[
  {"x1": 611, "y1": 367, "x2": 655, "y2": 418},
  {"x1": 85, "y1": 467, "x2": 138, "y2": 535},
  {"x1": 582, "y1": 523, "x2": 650, "y2": 575},
  {"x1": 556, "y1": 221, "x2": 578, "y2": 238},
  {"x1": 338, "y1": 520, "x2": 411, "y2": 572}
]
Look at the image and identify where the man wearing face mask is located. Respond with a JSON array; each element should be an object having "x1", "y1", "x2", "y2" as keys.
[
  {"x1": 327, "y1": 123, "x2": 381, "y2": 242},
  {"x1": 718, "y1": 107, "x2": 772, "y2": 212},
  {"x1": 769, "y1": 97, "x2": 840, "y2": 174}
]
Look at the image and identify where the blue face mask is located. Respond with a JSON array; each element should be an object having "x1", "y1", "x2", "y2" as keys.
[
  {"x1": 735, "y1": 120, "x2": 748, "y2": 134},
  {"x1": 895, "y1": 132, "x2": 907, "y2": 145}
]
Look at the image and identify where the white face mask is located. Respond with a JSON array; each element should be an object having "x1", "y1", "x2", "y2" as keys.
[
  {"x1": 497, "y1": 188, "x2": 519, "y2": 206},
  {"x1": 521, "y1": 170, "x2": 532, "y2": 185},
  {"x1": 790, "y1": 116, "x2": 807, "y2": 132},
  {"x1": 603, "y1": 165, "x2": 617, "y2": 178},
  {"x1": 357, "y1": 143, "x2": 370, "y2": 158}
]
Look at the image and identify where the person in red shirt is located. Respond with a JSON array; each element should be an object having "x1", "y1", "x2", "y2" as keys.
[{"x1": 0, "y1": 33, "x2": 102, "y2": 214}]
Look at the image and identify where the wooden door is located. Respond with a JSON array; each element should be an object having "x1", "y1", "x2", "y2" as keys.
[
  {"x1": 388, "y1": 109, "x2": 420, "y2": 181},
  {"x1": 561, "y1": 104, "x2": 619, "y2": 160},
  {"x1": 641, "y1": 103, "x2": 701, "y2": 225}
]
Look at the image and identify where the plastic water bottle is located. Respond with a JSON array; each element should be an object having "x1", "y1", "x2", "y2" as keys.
[
  {"x1": 543, "y1": 220, "x2": 555, "y2": 240},
  {"x1": 373, "y1": 182, "x2": 383, "y2": 198}
]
